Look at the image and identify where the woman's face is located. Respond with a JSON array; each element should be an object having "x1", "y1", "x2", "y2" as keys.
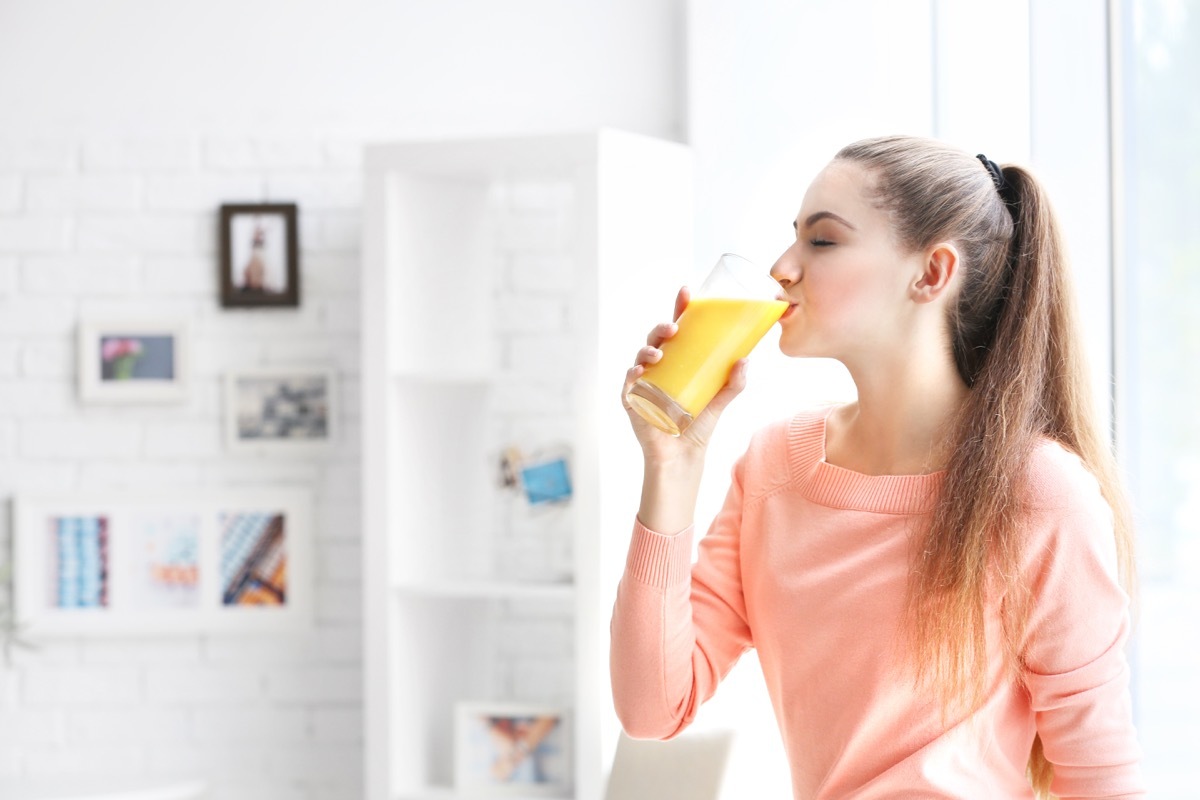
[{"x1": 770, "y1": 159, "x2": 925, "y2": 361}]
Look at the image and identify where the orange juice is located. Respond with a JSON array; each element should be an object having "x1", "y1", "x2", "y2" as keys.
[{"x1": 628, "y1": 296, "x2": 788, "y2": 434}]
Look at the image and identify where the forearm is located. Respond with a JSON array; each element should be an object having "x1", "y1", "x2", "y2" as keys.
[
  {"x1": 610, "y1": 526, "x2": 698, "y2": 739},
  {"x1": 637, "y1": 454, "x2": 706, "y2": 534}
]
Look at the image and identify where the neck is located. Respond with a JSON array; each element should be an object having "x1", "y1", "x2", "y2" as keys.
[{"x1": 831, "y1": 345, "x2": 969, "y2": 476}]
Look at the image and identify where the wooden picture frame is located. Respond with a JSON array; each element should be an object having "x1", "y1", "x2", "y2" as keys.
[
  {"x1": 77, "y1": 317, "x2": 190, "y2": 404},
  {"x1": 11, "y1": 489, "x2": 313, "y2": 637},
  {"x1": 219, "y1": 202, "x2": 300, "y2": 308}
]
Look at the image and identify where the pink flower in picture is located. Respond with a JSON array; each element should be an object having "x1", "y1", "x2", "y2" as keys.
[
  {"x1": 100, "y1": 337, "x2": 145, "y2": 381},
  {"x1": 101, "y1": 338, "x2": 143, "y2": 362}
]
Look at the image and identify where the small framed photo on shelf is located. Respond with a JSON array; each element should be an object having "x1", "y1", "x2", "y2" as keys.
[
  {"x1": 454, "y1": 702, "x2": 572, "y2": 796},
  {"x1": 77, "y1": 318, "x2": 190, "y2": 404},
  {"x1": 499, "y1": 446, "x2": 573, "y2": 506},
  {"x1": 224, "y1": 368, "x2": 336, "y2": 454},
  {"x1": 519, "y1": 454, "x2": 572, "y2": 506},
  {"x1": 219, "y1": 202, "x2": 300, "y2": 308},
  {"x1": 10, "y1": 490, "x2": 313, "y2": 637}
]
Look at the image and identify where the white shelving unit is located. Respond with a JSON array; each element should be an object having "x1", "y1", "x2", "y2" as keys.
[{"x1": 362, "y1": 131, "x2": 693, "y2": 800}]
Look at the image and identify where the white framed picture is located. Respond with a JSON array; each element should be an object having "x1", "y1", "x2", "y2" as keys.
[
  {"x1": 11, "y1": 489, "x2": 313, "y2": 637},
  {"x1": 454, "y1": 702, "x2": 572, "y2": 796},
  {"x1": 77, "y1": 318, "x2": 190, "y2": 404},
  {"x1": 224, "y1": 368, "x2": 336, "y2": 455}
]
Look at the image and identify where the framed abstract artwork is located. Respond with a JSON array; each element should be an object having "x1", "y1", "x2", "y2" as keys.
[
  {"x1": 224, "y1": 368, "x2": 336, "y2": 455},
  {"x1": 10, "y1": 490, "x2": 313, "y2": 637},
  {"x1": 454, "y1": 702, "x2": 572, "y2": 796}
]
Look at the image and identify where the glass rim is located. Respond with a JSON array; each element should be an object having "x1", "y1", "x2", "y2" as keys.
[{"x1": 698, "y1": 252, "x2": 783, "y2": 300}]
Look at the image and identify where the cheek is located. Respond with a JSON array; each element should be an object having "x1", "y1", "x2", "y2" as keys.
[
  {"x1": 799, "y1": 261, "x2": 901, "y2": 338},
  {"x1": 807, "y1": 272, "x2": 878, "y2": 327},
  {"x1": 838, "y1": 247, "x2": 905, "y2": 300}
]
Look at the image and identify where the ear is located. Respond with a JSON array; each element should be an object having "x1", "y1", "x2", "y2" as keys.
[{"x1": 911, "y1": 242, "x2": 960, "y2": 304}]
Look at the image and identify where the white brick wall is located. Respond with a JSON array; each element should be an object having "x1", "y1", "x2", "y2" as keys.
[
  {"x1": 0, "y1": 142, "x2": 594, "y2": 800},
  {"x1": 0, "y1": 133, "x2": 365, "y2": 798},
  {"x1": 0, "y1": 258, "x2": 18, "y2": 296},
  {"x1": 26, "y1": 174, "x2": 142, "y2": 211}
]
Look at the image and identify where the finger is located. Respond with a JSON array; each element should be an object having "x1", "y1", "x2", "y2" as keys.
[
  {"x1": 645, "y1": 322, "x2": 677, "y2": 348},
  {"x1": 672, "y1": 286, "x2": 691, "y2": 322},
  {"x1": 633, "y1": 345, "x2": 663, "y2": 367}
]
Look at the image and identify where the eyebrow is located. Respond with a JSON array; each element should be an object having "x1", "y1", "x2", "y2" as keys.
[{"x1": 794, "y1": 211, "x2": 857, "y2": 231}]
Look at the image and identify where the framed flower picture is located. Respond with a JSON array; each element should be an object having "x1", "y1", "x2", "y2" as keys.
[
  {"x1": 77, "y1": 318, "x2": 190, "y2": 404},
  {"x1": 11, "y1": 489, "x2": 313, "y2": 637}
]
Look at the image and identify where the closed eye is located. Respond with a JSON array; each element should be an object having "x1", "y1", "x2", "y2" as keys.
[{"x1": 810, "y1": 239, "x2": 834, "y2": 247}]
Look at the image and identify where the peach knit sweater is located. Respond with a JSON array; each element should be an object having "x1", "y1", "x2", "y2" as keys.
[{"x1": 610, "y1": 406, "x2": 1145, "y2": 798}]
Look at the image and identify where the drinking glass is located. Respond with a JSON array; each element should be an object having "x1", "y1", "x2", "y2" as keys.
[{"x1": 625, "y1": 253, "x2": 787, "y2": 436}]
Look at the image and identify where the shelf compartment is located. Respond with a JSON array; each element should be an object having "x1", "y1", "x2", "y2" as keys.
[
  {"x1": 389, "y1": 379, "x2": 499, "y2": 586},
  {"x1": 388, "y1": 594, "x2": 576, "y2": 795},
  {"x1": 385, "y1": 174, "x2": 500, "y2": 378},
  {"x1": 393, "y1": 579, "x2": 575, "y2": 602}
]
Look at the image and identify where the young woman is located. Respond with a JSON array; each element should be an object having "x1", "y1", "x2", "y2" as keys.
[{"x1": 611, "y1": 136, "x2": 1145, "y2": 798}]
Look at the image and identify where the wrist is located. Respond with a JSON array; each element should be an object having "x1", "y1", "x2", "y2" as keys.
[
  {"x1": 642, "y1": 459, "x2": 705, "y2": 500},
  {"x1": 638, "y1": 460, "x2": 703, "y2": 535},
  {"x1": 643, "y1": 446, "x2": 706, "y2": 475}
]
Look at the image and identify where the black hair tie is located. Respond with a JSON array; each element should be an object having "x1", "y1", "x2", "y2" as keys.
[{"x1": 976, "y1": 153, "x2": 1006, "y2": 195}]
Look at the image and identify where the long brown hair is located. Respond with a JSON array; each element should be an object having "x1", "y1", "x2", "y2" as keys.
[{"x1": 835, "y1": 136, "x2": 1136, "y2": 796}]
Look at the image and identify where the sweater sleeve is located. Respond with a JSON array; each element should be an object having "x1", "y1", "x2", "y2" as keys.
[
  {"x1": 1020, "y1": 452, "x2": 1146, "y2": 798},
  {"x1": 609, "y1": 454, "x2": 753, "y2": 740}
]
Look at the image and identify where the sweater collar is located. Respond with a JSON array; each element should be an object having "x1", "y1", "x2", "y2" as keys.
[{"x1": 788, "y1": 406, "x2": 944, "y2": 515}]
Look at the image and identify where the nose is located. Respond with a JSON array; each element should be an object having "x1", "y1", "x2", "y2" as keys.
[{"x1": 769, "y1": 243, "x2": 802, "y2": 289}]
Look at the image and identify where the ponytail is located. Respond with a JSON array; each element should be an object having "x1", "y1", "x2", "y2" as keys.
[{"x1": 835, "y1": 136, "x2": 1137, "y2": 800}]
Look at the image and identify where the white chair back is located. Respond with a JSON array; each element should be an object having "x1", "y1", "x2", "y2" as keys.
[{"x1": 604, "y1": 729, "x2": 734, "y2": 800}]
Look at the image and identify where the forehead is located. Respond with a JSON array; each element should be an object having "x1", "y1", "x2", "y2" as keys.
[{"x1": 797, "y1": 160, "x2": 880, "y2": 223}]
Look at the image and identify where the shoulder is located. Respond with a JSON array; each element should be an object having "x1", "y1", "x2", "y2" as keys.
[
  {"x1": 737, "y1": 404, "x2": 836, "y2": 501},
  {"x1": 1017, "y1": 441, "x2": 1130, "y2": 673},
  {"x1": 1023, "y1": 438, "x2": 1109, "y2": 517},
  {"x1": 1020, "y1": 438, "x2": 1119, "y2": 574}
]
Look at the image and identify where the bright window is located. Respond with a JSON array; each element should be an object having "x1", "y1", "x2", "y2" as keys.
[{"x1": 1118, "y1": 0, "x2": 1200, "y2": 794}]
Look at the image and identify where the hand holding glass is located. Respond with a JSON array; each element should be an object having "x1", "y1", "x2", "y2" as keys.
[{"x1": 625, "y1": 254, "x2": 788, "y2": 436}]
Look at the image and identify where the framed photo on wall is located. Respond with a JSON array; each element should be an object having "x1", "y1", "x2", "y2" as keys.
[
  {"x1": 224, "y1": 368, "x2": 336, "y2": 454},
  {"x1": 219, "y1": 202, "x2": 300, "y2": 308},
  {"x1": 77, "y1": 318, "x2": 190, "y2": 404},
  {"x1": 11, "y1": 490, "x2": 313, "y2": 637},
  {"x1": 454, "y1": 702, "x2": 572, "y2": 796}
]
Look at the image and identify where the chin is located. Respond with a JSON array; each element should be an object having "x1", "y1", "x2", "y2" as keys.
[
  {"x1": 777, "y1": 339, "x2": 808, "y2": 359},
  {"x1": 777, "y1": 331, "x2": 828, "y2": 360}
]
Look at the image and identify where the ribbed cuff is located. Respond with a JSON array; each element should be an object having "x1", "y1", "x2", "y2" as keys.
[
  {"x1": 1049, "y1": 763, "x2": 1147, "y2": 799},
  {"x1": 625, "y1": 518, "x2": 694, "y2": 588}
]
